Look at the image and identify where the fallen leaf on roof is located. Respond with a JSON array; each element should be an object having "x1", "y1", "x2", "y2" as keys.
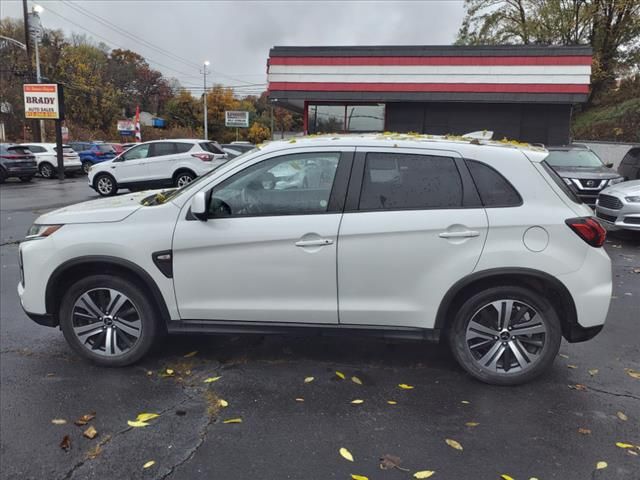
[
  {"x1": 578, "y1": 428, "x2": 592, "y2": 435},
  {"x1": 588, "y1": 369, "x2": 599, "y2": 376},
  {"x1": 465, "y1": 422, "x2": 480, "y2": 427},
  {"x1": 136, "y1": 413, "x2": 159, "y2": 422},
  {"x1": 445, "y1": 439, "x2": 463, "y2": 451},
  {"x1": 143, "y1": 460, "x2": 155, "y2": 469},
  {"x1": 60, "y1": 435, "x2": 71, "y2": 452},
  {"x1": 51, "y1": 419, "x2": 67, "y2": 425},
  {"x1": 336, "y1": 371, "x2": 346, "y2": 380},
  {"x1": 596, "y1": 461, "x2": 607, "y2": 470},
  {"x1": 398, "y1": 384, "x2": 414, "y2": 390},
  {"x1": 203, "y1": 376, "x2": 221, "y2": 383},
  {"x1": 223, "y1": 418, "x2": 242, "y2": 424},
  {"x1": 351, "y1": 376, "x2": 363, "y2": 385},
  {"x1": 127, "y1": 420, "x2": 150, "y2": 428},
  {"x1": 83, "y1": 425, "x2": 97, "y2": 439},
  {"x1": 74, "y1": 412, "x2": 96, "y2": 426},
  {"x1": 351, "y1": 399, "x2": 364, "y2": 404},
  {"x1": 413, "y1": 471, "x2": 435, "y2": 479},
  {"x1": 351, "y1": 475, "x2": 368, "y2": 480},
  {"x1": 183, "y1": 351, "x2": 198, "y2": 358},
  {"x1": 304, "y1": 376, "x2": 314, "y2": 383},
  {"x1": 340, "y1": 447, "x2": 354, "y2": 462},
  {"x1": 616, "y1": 411, "x2": 628, "y2": 421}
]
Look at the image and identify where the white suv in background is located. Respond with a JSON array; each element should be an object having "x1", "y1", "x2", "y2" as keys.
[
  {"x1": 18, "y1": 135, "x2": 612, "y2": 385},
  {"x1": 20, "y1": 143, "x2": 83, "y2": 179},
  {"x1": 87, "y1": 139, "x2": 228, "y2": 196}
]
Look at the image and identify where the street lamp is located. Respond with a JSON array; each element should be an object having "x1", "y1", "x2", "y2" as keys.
[
  {"x1": 201, "y1": 61, "x2": 210, "y2": 140},
  {"x1": 29, "y1": 4, "x2": 45, "y2": 142}
]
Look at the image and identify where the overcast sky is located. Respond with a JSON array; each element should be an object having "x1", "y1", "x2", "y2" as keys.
[{"x1": 1, "y1": 0, "x2": 466, "y2": 95}]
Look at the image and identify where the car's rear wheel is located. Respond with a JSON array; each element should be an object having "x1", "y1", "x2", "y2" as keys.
[
  {"x1": 94, "y1": 173, "x2": 117, "y2": 196},
  {"x1": 174, "y1": 171, "x2": 195, "y2": 188},
  {"x1": 39, "y1": 162, "x2": 55, "y2": 179},
  {"x1": 82, "y1": 161, "x2": 92, "y2": 174},
  {"x1": 449, "y1": 286, "x2": 561, "y2": 385},
  {"x1": 59, "y1": 275, "x2": 159, "y2": 366}
]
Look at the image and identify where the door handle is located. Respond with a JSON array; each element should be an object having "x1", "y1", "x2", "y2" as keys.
[
  {"x1": 439, "y1": 230, "x2": 480, "y2": 239},
  {"x1": 295, "y1": 239, "x2": 334, "y2": 247}
]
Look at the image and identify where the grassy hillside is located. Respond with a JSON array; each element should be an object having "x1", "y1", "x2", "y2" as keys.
[{"x1": 572, "y1": 98, "x2": 640, "y2": 143}]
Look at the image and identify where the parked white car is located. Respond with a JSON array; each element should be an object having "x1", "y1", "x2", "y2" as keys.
[
  {"x1": 87, "y1": 139, "x2": 227, "y2": 196},
  {"x1": 20, "y1": 143, "x2": 82, "y2": 179},
  {"x1": 18, "y1": 134, "x2": 612, "y2": 385}
]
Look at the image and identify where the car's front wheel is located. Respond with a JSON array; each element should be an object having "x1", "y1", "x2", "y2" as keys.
[
  {"x1": 59, "y1": 275, "x2": 159, "y2": 366},
  {"x1": 94, "y1": 173, "x2": 117, "y2": 196},
  {"x1": 82, "y1": 161, "x2": 93, "y2": 174},
  {"x1": 449, "y1": 286, "x2": 561, "y2": 385}
]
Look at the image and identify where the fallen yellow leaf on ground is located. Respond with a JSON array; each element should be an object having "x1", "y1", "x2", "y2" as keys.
[
  {"x1": 143, "y1": 460, "x2": 155, "y2": 469},
  {"x1": 295, "y1": 398, "x2": 304, "y2": 402},
  {"x1": 461, "y1": 400, "x2": 470, "y2": 404},
  {"x1": 183, "y1": 351, "x2": 198, "y2": 358},
  {"x1": 86, "y1": 444, "x2": 102, "y2": 459},
  {"x1": 60, "y1": 435, "x2": 71, "y2": 452},
  {"x1": 165, "y1": 369, "x2": 174, "y2": 375},
  {"x1": 398, "y1": 384, "x2": 414, "y2": 390},
  {"x1": 223, "y1": 418, "x2": 242, "y2": 424},
  {"x1": 578, "y1": 428, "x2": 591, "y2": 435},
  {"x1": 340, "y1": 447, "x2": 354, "y2": 462},
  {"x1": 203, "y1": 376, "x2": 221, "y2": 383},
  {"x1": 596, "y1": 461, "x2": 607, "y2": 470},
  {"x1": 588, "y1": 369, "x2": 599, "y2": 376},
  {"x1": 127, "y1": 420, "x2": 150, "y2": 428},
  {"x1": 465, "y1": 422, "x2": 480, "y2": 427},
  {"x1": 616, "y1": 442, "x2": 635, "y2": 449},
  {"x1": 445, "y1": 439, "x2": 463, "y2": 451},
  {"x1": 336, "y1": 371, "x2": 346, "y2": 380},
  {"x1": 83, "y1": 426, "x2": 98, "y2": 439},
  {"x1": 351, "y1": 475, "x2": 368, "y2": 480},
  {"x1": 351, "y1": 376, "x2": 363, "y2": 385},
  {"x1": 136, "y1": 413, "x2": 159, "y2": 422},
  {"x1": 413, "y1": 471, "x2": 435, "y2": 478},
  {"x1": 625, "y1": 368, "x2": 640, "y2": 379},
  {"x1": 616, "y1": 411, "x2": 628, "y2": 421},
  {"x1": 218, "y1": 399, "x2": 228, "y2": 407},
  {"x1": 559, "y1": 353, "x2": 569, "y2": 359},
  {"x1": 351, "y1": 399, "x2": 364, "y2": 404},
  {"x1": 74, "y1": 412, "x2": 96, "y2": 426},
  {"x1": 387, "y1": 400, "x2": 397, "y2": 405},
  {"x1": 51, "y1": 419, "x2": 67, "y2": 425},
  {"x1": 501, "y1": 475, "x2": 514, "y2": 480},
  {"x1": 304, "y1": 376, "x2": 315, "y2": 383},
  {"x1": 567, "y1": 364, "x2": 578, "y2": 369}
]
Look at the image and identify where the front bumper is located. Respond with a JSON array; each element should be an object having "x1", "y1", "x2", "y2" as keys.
[
  {"x1": 17, "y1": 281, "x2": 58, "y2": 327},
  {"x1": 595, "y1": 200, "x2": 640, "y2": 232}
]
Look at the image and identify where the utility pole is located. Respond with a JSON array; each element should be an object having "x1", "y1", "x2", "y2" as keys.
[
  {"x1": 30, "y1": 5, "x2": 45, "y2": 142},
  {"x1": 201, "y1": 61, "x2": 210, "y2": 140},
  {"x1": 22, "y1": 0, "x2": 40, "y2": 142}
]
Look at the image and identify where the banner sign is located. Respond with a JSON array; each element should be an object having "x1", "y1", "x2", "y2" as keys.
[
  {"x1": 23, "y1": 84, "x2": 60, "y2": 119},
  {"x1": 225, "y1": 110, "x2": 249, "y2": 128}
]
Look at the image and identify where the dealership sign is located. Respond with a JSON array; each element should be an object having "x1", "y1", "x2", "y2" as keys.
[
  {"x1": 225, "y1": 110, "x2": 249, "y2": 128},
  {"x1": 23, "y1": 84, "x2": 60, "y2": 119},
  {"x1": 117, "y1": 119, "x2": 135, "y2": 136}
]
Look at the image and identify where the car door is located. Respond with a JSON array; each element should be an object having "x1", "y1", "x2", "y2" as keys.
[
  {"x1": 111, "y1": 143, "x2": 151, "y2": 184},
  {"x1": 337, "y1": 147, "x2": 488, "y2": 329},
  {"x1": 172, "y1": 147, "x2": 353, "y2": 323},
  {"x1": 144, "y1": 142, "x2": 178, "y2": 182}
]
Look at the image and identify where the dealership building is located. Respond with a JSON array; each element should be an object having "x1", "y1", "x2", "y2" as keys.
[{"x1": 267, "y1": 45, "x2": 591, "y2": 145}]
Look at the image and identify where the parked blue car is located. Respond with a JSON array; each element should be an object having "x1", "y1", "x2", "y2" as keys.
[{"x1": 69, "y1": 142, "x2": 117, "y2": 174}]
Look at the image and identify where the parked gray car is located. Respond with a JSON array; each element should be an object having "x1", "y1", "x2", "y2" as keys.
[
  {"x1": 595, "y1": 180, "x2": 640, "y2": 231},
  {"x1": 546, "y1": 145, "x2": 624, "y2": 206},
  {"x1": 0, "y1": 144, "x2": 37, "y2": 183}
]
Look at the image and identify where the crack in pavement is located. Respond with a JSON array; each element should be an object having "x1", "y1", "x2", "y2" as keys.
[{"x1": 586, "y1": 386, "x2": 640, "y2": 401}]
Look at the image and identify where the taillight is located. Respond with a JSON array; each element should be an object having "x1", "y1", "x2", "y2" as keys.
[
  {"x1": 565, "y1": 217, "x2": 606, "y2": 247},
  {"x1": 192, "y1": 153, "x2": 213, "y2": 161},
  {"x1": 95, "y1": 151, "x2": 103, "y2": 156}
]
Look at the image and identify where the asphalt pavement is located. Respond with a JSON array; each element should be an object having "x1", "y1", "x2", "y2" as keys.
[{"x1": 1, "y1": 177, "x2": 639, "y2": 480}]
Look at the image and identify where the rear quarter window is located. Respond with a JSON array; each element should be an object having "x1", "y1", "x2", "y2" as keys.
[
  {"x1": 200, "y1": 142, "x2": 225, "y2": 155},
  {"x1": 175, "y1": 143, "x2": 194, "y2": 154},
  {"x1": 541, "y1": 161, "x2": 583, "y2": 204},
  {"x1": 465, "y1": 159, "x2": 522, "y2": 207}
]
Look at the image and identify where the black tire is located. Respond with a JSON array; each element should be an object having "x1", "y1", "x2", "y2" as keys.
[
  {"x1": 19, "y1": 176, "x2": 33, "y2": 183},
  {"x1": 94, "y1": 173, "x2": 118, "y2": 196},
  {"x1": 39, "y1": 162, "x2": 55, "y2": 179},
  {"x1": 449, "y1": 286, "x2": 561, "y2": 385},
  {"x1": 59, "y1": 274, "x2": 159, "y2": 367},
  {"x1": 173, "y1": 170, "x2": 195, "y2": 188},
  {"x1": 82, "y1": 161, "x2": 93, "y2": 174},
  {"x1": 0, "y1": 169, "x2": 6, "y2": 184}
]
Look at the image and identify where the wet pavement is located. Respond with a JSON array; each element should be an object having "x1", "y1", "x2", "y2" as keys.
[{"x1": 1, "y1": 177, "x2": 639, "y2": 480}]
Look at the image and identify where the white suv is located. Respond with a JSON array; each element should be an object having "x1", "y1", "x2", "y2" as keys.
[
  {"x1": 18, "y1": 135, "x2": 612, "y2": 385},
  {"x1": 20, "y1": 143, "x2": 82, "y2": 178},
  {"x1": 87, "y1": 139, "x2": 228, "y2": 196}
]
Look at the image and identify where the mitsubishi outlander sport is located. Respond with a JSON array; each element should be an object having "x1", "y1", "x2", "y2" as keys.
[{"x1": 18, "y1": 135, "x2": 612, "y2": 385}]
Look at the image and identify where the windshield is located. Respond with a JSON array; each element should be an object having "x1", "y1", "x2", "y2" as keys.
[{"x1": 545, "y1": 150, "x2": 604, "y2": 168}]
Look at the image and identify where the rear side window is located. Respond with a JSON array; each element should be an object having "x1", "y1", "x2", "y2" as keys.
[
  {"x1": 200, "y1": 142, "x2": 224, "y2": 154},
  {"x1": 97, "y1": 145, "x2": 115, "y2": 153},
  {"x1": 465, "y1": 159, "x2": 522, "y2": 207},
  {"x1": 8, "y1": 146, "x2": 31, "y2": 155},
  {"x1": 359, "y1": 153, "x2": 463, "y2": 210},
  {"x1": 541, "y1": 161, "x2": 582, "y2": 204},
  {"x1": 150, "y1": 142, "x2": 175, "y2": 157},
  {"x1": 26, "y1": 145, "x2": 46, "y2": 153},
  {"x1": 174, "y1": 143, "x2": 193, "y2": 154}
]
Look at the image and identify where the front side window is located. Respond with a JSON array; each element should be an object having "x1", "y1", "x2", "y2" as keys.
[
  {"x1": 359, "y1": 153, "x2": 463, "y2": 210},
  {"x1": 209, "y1": 152, "x2": 340, "y2": 217},
  {"x1": 122, "y1": 144, "x2": 150, "y2": 161}
]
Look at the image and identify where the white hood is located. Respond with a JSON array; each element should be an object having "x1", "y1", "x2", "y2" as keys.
[{"x1": 36, "y1": 191, "x2": 155, "y2": 224}]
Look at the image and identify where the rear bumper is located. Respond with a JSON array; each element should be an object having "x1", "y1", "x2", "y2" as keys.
[{"x1": 5, "y1": 166, "x2": 37, "y2": 176}]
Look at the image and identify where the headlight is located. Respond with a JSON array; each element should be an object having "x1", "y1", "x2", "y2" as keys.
[
  {"x1": 25, "y1": 224, "x2": 63, "y2": 240},
  {"x1": 625, "y1": 196, "x2": 640, "y2": 203},
  {"x1": 608, "y1": 177, "x2": 625, "y2": 185}
]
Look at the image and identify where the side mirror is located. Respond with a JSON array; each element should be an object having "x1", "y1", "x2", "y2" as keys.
[
  {"x1": 190, "y1": 191, "x2": 208, "y2": 221},
  {"x1": 605, "y1": 162, "x2": 614, "y2": 168}
]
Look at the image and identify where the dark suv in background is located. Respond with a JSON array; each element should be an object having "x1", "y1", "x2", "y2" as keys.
[
  {"x1": 0, "y1": 144, "x2": 37, "y2": 183},
  {"x1": 618, "y1": 147, "x2": 640, "y2": 180},
  {"x1": 545, "y1": 145, "x2": 625, "y2": 206}
]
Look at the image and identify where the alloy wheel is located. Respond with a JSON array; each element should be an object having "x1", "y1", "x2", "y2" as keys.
[
  {"x1": 71, "y1": 288, "x2": 142, "y2": 356},
  {"x1": 176, "y1": 174, "x2": 193, "y2": 187},
  {"x1": 97, "y1": 176, "x2": 113, "y2": 195},
  {"x1": 40, "y1": 164, "x2": 53, "y2": 178},
  {"x1": 465, "y1": 299, "x2": 547, "y2": 374}
]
